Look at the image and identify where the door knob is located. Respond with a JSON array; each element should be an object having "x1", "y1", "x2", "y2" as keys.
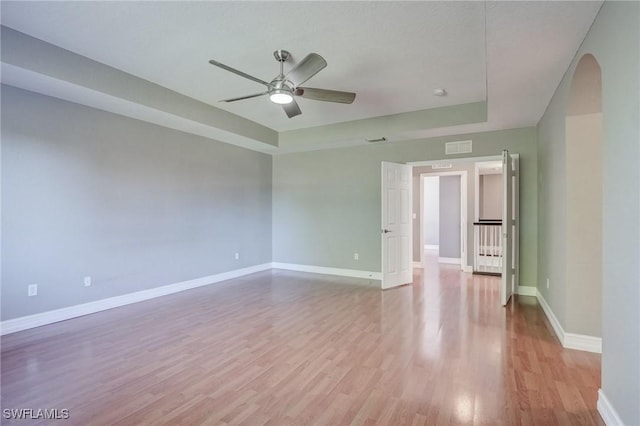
[{"x1": 382, "y1": 229, "x2": 391, "y2": 233}]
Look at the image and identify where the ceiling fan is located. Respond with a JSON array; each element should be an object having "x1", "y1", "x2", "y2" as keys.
[{"x1": 208, "y1": 50, "x2": 356, "y2": 118}]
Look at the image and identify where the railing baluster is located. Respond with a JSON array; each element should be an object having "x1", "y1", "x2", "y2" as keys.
[{"x1": 472, "y1": 220, "x2": 503, "y2": 275}]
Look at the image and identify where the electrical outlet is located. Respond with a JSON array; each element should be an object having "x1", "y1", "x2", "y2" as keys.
[
  {"x1": 546, "y1": 278, "x2": 550, "y2": 289},
  {"x1": 28, "y1": 284, "x2": 38, "y2": 297},
  {"x1": 235, "y1": 252, "x2": 239, "y2": 260},
  {"x1": 354, "y1": 253, "x2": 359, "y2": 260},
  {"x1": 84, "y1": 276, "x2": 92, "y2": 287}
]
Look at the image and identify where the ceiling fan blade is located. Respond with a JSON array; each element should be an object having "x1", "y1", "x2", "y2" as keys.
[
  {"x1": 296, "y1": 87, "x2": 356, "y2": 104},
  {"x1": 209, "y1": 59, "x2": 271, "y2": 87},
  {"x1": 285, "y1": 53, "x2": 327, "y2": 87},
  {"x1": 219, "y1": 92, "x2": 268, "y2": 102},
  {"x1": 282, "y1": 99, "x2": 302, "y2": 118}
]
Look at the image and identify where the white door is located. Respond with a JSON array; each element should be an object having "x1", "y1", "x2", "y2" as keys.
[
  {"x1": 501, "y1": 150, "x2": 514, "y2": 306},
  {"x1": 512, "y1": 156, "x2": 520, "y2": 292},
  {"x1": 381, "y1": 162, "x2": 413, "y2": 289}
]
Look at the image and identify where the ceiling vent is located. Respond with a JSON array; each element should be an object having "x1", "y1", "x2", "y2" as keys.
[{"x1": 445, "y1": 140, "x2": 472, "y2": 155}]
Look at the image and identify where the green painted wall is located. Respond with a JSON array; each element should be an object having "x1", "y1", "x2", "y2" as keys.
[
  {"x1": 537, "y1": 2, "x2": 639, "y2": 423},
  {"x1": 273, "y1": 127, "x2": 537, "y2": 287}
]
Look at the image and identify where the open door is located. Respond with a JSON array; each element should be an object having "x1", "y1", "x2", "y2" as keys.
[
  {"x1": 381, "y1": 162, "x2": 413, "y2": 289},
  {"x1": 512, "y1": 155, "x2": 520, "y2": 292},
  {"x1": 501, "y1": 150, "x2": 514, "y2": 306}
]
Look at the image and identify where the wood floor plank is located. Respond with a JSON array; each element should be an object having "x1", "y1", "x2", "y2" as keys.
[{"x1": 1, "y1": 255, "x2": 603, "y2": 425}]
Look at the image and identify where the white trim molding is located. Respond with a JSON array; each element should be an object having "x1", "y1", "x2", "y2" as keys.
[
  {"x1": 516, "y1": 286, "x2": 537, "y2": 297},
  {"x1": 536, "y1": 290, "x2": 565, "y2": 344},
  {"x1": 417, "y1": 169, "x2": 468, "y2": 272},
  {"x1": 597, "y1": 389, "x2": 624, "y2": 426},
  {"x1": 462, "y1": 265, "x2": 473, "y2": 273},
  {"x1": 412, "y1": 261, "x2": 424, "y2": 268},
  {"x1": 536, "y1": 290, "x2": 602, "y2": 354},
  {"x1": 271, "y1": 262, "x2": 382, "y2": 281},
  {"x1": 438, "y1": 257, "x2": 461, "y2": 265},
  {"x1": 0, "y1": 263, "x2": 272, "y2": 336},
  {"x1": 564, "y1": 333, "x2": 602, "y2": 354}
]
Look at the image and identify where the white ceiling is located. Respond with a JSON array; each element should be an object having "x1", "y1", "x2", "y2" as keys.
[{"x1": 1, "y1": 1, "x2": 602, "y2": 143}]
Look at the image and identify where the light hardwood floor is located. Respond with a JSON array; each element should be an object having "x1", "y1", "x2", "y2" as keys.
[{"x1": 1, "y1": 256, "x2": 602, "y2": 425}]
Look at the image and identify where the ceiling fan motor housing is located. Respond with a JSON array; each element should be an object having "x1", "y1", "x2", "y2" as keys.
[{"x1": 273, "y1": 49, "x2": 291, "y2": 63}]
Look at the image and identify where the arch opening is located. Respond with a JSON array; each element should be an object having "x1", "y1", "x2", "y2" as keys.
[{"x1": 565, "y1": 53, "x2": 603, "y2": 337}]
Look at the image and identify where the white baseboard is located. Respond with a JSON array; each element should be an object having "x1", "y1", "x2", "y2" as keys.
[
  {"x1": 536, "y1": 290, "x2": 602, "y2": 353},
  {"x1": 0, "y1": 263, "x2": 603, "y2": 356},
  {"x1": 536, "y1": 290, "x2": 565, "y2": 345},
  {"x1": 564, "y1": 333, "x2": 602, "y2": 353},
  {"x1": 412, "y1": 261, "x2": 423, "y2": 268},
  {"x1": 438, "y1": 257, "x2": 461, "y2": 265},
  {"x1": 516, "y1": 286, "x2": 537, "y2": 297},
  {"x1": 424, "y1": 244, "x2": 439, "y2": 250},
  {"x1": 597, "y1": 389, "x2": 624, "y2": 426},
  {"x1": 462, "y1": 265, "x2": 473, "y2": 273},
  {"x1": 0, "y1": 263, "x2": 272, "y2": 336},
  {"x1": 271, "y1": 262, "x2": 382, "y2": 281}
]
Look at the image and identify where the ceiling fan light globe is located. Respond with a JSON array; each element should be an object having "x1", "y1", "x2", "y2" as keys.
[{"x1": 270, "y1": 90, "x2": 293, "y2": 104}]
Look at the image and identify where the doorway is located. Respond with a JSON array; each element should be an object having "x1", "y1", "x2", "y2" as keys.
[
  {"x1": 416, "y1": 171, "x2": 467, "y2": 269},
  {"x1": 473, "y1": 160, "x2": 504, "y2": 276},
  {"x1": 408, "y1": 155, "x2": 519, "y2": 300},
  {"x1": 565, "y1": 54, "x2": 603, "y2": 337},
  {"x1": 475, "y1": 161, "x2": 503, "y2": 221}
]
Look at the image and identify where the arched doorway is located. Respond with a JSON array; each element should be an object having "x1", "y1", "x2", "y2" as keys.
[{"x1": 565, "y1": 54, "x2": 603, "y2": 338}]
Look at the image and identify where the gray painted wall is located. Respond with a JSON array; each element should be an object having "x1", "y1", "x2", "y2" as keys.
[
  {"x1": 537, "y1": 2, "x2": 639, "y2": 423},
  {"x1": 1, "y1": 85, "x2": 273, "y2": 321},
  {"x1": 423, "y1": 176, "x2": 439, "y2": 247},
  {"x1": 273, "y1": 127, "x2": 537, "y2": 287},
  {"x1": 566, "y1": 112, "x2": 602, "y2": 337},
  {"x1": 480, "y1": 174, "x2": 502, "y2": 219},
  {"x1": 438, "y1": 176, "x2": 461, "y2": 258}
]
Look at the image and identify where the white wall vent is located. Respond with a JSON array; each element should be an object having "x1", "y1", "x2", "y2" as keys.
[
  {"x1": 445, "y1": 140, "x2": 472, "y2": 155},
  {"x1": 431, "y1": 163, "x2": 453, "y2": 170}
]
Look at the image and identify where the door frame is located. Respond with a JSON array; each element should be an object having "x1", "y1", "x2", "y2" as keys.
[
  {"x1": 408, "y1": 154, "x2": 520, "y2": 276},
  {"x1": 501, "y1": 150, "x2": 514, "y2": 306},
  {"x1": 474, "y1": 159, "x2": 503, "y2": 221},
  {"x1": 418, "y1": 170, "x2": 468, "y2": 269},
  {"x1": 473, "y1": 155, "x2": 519, "y2": 221}
]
